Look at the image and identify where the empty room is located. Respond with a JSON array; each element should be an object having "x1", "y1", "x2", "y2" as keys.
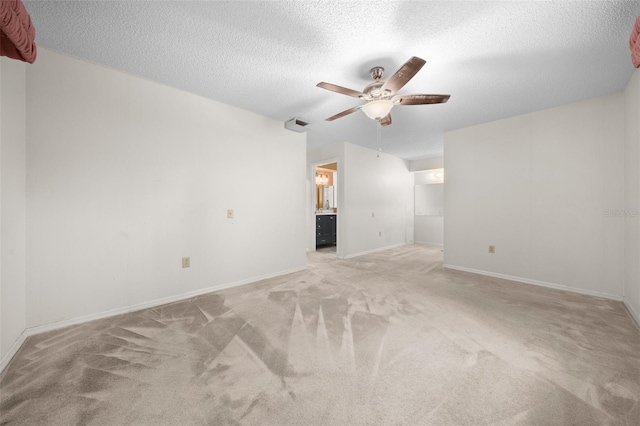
[{"x1": 1, "y1": 1, "x2": 640, "y2": 424}]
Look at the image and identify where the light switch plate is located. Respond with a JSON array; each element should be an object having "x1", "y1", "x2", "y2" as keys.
[
  {"x1": 227, "y1": 209, "x2": 234, "y2": 219},
  {"x1": 182, "y1": 257, "x2": 190, "y2": 268}
]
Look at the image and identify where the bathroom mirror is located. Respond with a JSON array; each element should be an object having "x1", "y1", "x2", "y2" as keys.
[
  {"x1": 323, "y1": 186, "x2": 335, "y2": 209},
  {"x1": 316, "y1": 163, "x2": 338, "y2": 211}
]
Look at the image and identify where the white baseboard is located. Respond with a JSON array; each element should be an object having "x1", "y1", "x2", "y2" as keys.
[
  {"x1": 443, "y1": 264, "x2": 624, "y2": 302},
  {"x1": 0, "y1": 330, "x2": 29, "y2": 373},
  {"x1": 624, "y1": 298, "x2": 640, "y2": 329},
  {"x1": 0, "y1": 265, "x2": 306, "y2": 374},
  {"x1": 414, "y1": 241, "x2": 444, "y2": 247},
  {"x1": 343, "y1": 243, "x2": 406, "y2": 259}
]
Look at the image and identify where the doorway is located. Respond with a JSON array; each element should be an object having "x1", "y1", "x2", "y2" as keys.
[{"x1": 314, "y1": 162, "x2": 338, "y2": 254}]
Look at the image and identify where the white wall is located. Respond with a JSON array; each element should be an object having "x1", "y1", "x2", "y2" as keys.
[
  {"x1": 25, "y1": 49, "x2": 306, "y2": 328},
  {"x1": 414, "y1": 217, "x2": 443, "y2": 246},
  {"x1": 625, "y1": 68, "x2": 640, "y2": 324},
  {"x1": 445, "y1": 93, "x2": 625, "y2": 300},
  {"x1": 0, "y1": 57, "x2": 27, "y2": 363},
  {"x1": 409, "y1": 156, "x2": 443, "y2": 172},
  {"x1": 414, "y1": 168, "x2": 444, "y2": 246},
  {"x1": 342, "y1": 142, "x2": 414, "y2": 258},
  {"x1": 415, "y1": 216, "x2": 444, "y2": 246},
  {"x1": 307, "y1": 142, "x2": 414, "y2": 258}
]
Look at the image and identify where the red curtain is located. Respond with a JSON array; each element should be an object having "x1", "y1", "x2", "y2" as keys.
[
  {"x1": 0, "y1": 0, "x2": 37, "y2": 64},
  {"x1": 632, "y1": 16, "x2": 640, "y2": 68}
]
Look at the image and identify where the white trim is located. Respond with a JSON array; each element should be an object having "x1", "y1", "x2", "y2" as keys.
[
  {"x1": 624, "y1": 297, "x2": 640, "y2": 329},
  {"x1": 0, "y1": 330, "x2": 29, "y2": 373},
  {"x1": 309, "y1": 157, "x2": 341, "y2": 257},
  {"x1": 0, "y1": 266, "x2": 306, "y2": 373},
  {"x1": 414, "y1": 241, "x2": 444, "y2": 247},
  {"x1": 443, "y1": 264, "x2": 624, "y2": 302},
  {"x1": 343, "y1": 243, "x2": 406, "y2": 259}
]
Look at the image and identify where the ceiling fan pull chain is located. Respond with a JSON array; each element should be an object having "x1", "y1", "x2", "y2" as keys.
[{"x1": 377, "y1": 120, "x2": 381, "y2": 158}]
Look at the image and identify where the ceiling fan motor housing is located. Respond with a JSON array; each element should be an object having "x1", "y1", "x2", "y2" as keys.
[
  {"x1": 370, "y1": 66, "x2": 384, "y2": 81},
  {"x1": 363, "y1": 82, "x2": 386, "y2": 100}
]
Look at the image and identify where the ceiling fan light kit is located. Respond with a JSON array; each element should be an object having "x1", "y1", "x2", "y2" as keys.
[
  {"x1": 362, "y1": 99, "x2": 394, "y2": 120},
  {"x1": 317, "y1": 56, "x2": 450, "y2": 127}
]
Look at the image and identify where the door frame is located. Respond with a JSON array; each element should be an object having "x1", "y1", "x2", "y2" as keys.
[{"x1": 309, "y1": 157, "x2": 342, "y2": 258}]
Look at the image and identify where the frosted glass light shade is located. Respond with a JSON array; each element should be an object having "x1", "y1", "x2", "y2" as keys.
[{"x1": 362, "y1": 99, "x2": 394, "y2": 120}]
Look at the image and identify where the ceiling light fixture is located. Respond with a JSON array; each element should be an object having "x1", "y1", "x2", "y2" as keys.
[
  {"x1": 362, "y1": 99, "x2": 394, "y2": 120},
  {"x1": 315, "y1": 173, "x2": 329, "y2": 185}
]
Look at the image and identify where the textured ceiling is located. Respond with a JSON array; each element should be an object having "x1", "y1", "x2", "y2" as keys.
[{"x1": 24, "y1": 1, "x2": 640, "y2": 160}]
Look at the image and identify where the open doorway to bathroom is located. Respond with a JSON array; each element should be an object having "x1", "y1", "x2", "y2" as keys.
[{"x1": 314, "y1": 162, "x2": 338, "y2": 254}]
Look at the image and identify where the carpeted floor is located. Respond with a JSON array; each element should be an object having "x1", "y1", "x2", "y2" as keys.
[{"x1": 1, "y1": 244, "x2": 639, "y2": 425}]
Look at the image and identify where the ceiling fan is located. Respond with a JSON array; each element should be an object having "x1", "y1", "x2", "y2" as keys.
[{"x1": 317, "y1": 56, "x2": 450, "y2": 127}]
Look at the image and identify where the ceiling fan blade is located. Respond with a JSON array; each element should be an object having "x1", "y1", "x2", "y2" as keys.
[
  {"x1": 317, "y1": 82, "x2": 364, "y2": 98},
  {"x1": 393, "y1": 94, "x2": 450, "y2": 105},
  {"x1": 379, "y1": 113, "x2": 392, "y2": 127},
  {"x1": 325, "y1": 105, "x2": 362, "y2": 121},
  {"x1": 380, "y1": 56, "x2": 426, "y2": 94}
]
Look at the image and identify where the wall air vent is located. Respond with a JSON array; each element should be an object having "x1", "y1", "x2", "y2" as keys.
[{"x1": 285, "y1": 117, "x2": 309, "y2": 133}]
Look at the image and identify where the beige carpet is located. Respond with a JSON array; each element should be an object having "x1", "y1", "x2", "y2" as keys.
[{"x1": 1, "y1": 244, "x2": 639, "y2": 425}]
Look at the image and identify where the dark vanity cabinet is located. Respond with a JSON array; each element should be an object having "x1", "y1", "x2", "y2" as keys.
[{"x1": 316, "y1": 214, "x2": 336, "y2": 246}]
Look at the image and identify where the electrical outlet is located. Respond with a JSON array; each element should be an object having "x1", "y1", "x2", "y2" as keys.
[
  {"x1": 488, "y1": 245, "x2": 495, "y2": 254},
  {"x1": 182, "y1": 257, "x2": 190, "y2": 268},
  {"x1": 227, "y1": 209, "x2": 234, "y2": 219}
]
